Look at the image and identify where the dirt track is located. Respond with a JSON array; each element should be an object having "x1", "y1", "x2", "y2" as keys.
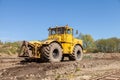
[{"x1": 0, "y1": 53, "x2": 120, "y2": 80}]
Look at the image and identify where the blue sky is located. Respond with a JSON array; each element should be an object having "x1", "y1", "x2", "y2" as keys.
[{"x1": 0, "y1": 0, "x2": 120, "y2": 41}]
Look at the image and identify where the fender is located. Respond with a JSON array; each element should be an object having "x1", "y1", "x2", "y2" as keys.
[
  {"x1": 42, "y1": 39, "x2": 63, "y2": 49},
  {"x1": 42, "y1": 39, "x2": 55, "y2": 45}
]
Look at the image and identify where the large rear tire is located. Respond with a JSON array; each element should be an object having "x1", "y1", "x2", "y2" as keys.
[
  {"x1": 69, "y1": 45, "x2": 83, "y2": 61},
  {"x1": 41, "y1": 42, "x2": 62, "y2": 62}
]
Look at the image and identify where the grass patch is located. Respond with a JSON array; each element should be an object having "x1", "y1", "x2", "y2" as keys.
[{"x1": 83, "y1": 55, "x2": 92, "y2": 59}]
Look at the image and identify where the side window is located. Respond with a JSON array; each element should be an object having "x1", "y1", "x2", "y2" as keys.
[
  {"x1": 58, "y1": 29, "x2": 61, "y2": 34},
  {"x1": 57, "y1": 28, "x2": 65, "y2": 34},
  {"x1": 61, "y1": 28, "x2": 65, "y2": 34},
  {"x1": 67, "y1": 29, "x2": 71, "y2": 34},
  {"x1": 51, "y1": 30, "x2": 56, "y2": 35},
  {"x1": 49, "y1": 30, "x2": 51, "y2": 35}
]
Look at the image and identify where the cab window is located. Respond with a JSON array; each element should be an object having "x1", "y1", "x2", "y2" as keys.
[
  {"x1": 67, "y1": 29, "x2": 72, "y2": 34},
  {"x1": 49, "y1": 29, "x2": 56, "y2": 35},
  {"x1": 57, "y1": 27, "x2": 65, "y2": 34},
  {"x1": 51, "y1": 30, "x2": 56, "y2": 35}
]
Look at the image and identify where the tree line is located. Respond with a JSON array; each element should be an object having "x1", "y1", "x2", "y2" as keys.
[
  {"x1": 78, "y1": 34, "x2": 120, "y2": 53},
  {"x1": 0, "y1": 34, "x2": 120, "y2": 54}
]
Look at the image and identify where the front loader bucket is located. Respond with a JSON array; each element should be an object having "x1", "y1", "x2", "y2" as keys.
[{"x1": 18, "y1": 41, "x2": 32, "y2": 57}]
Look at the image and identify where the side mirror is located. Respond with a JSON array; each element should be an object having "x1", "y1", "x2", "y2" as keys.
[{"x1": 76, "y1": 30, "x2": 78, "y2": 35}]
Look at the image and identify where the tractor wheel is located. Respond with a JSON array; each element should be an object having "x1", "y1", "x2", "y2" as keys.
[
  {"x1": 69, "y1": 45, "x2": 83, "y2": 61},
  {"x1": 41, "y1": 45, "x2": 50, "y2": 60},
  {"x1": 41, "y1": 42, "x2": 62, "y2": 62}
]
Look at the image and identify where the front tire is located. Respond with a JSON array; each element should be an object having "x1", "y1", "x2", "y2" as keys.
[
  {"x1": 41, "y1": 42, "x2": 62, "y2": 62},
  {"x1": 69, "y1": 45, "x2": 83, "y2": 61}
]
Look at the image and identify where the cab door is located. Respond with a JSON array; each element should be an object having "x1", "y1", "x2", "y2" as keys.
[
  {"x1": 66, "y1": 29, "x2": 73, "y2": 43},
  {"x1": 62, "y1": 28, "x2": 73, "y2": 53}
]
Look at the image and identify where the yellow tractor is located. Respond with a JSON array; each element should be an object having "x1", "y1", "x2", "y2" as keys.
[{"x1": 19, "y1": 25, "x2": 83, "y2": 62}]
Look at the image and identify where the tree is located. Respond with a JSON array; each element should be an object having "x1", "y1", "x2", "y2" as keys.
[
  {"x1": 95, "y1": 37, "x2": 120, "y2": 53},
  {"x1": 77, "y1": 33, "x2": 95, "y2": 52}
]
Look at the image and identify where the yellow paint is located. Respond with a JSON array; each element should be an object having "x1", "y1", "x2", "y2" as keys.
[{"x1": 26, "y1": 25, "x2": 83, "y2": 58}]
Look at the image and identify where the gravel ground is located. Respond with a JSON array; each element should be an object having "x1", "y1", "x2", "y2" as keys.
[{"x1": 0, "y1": 53, "x2": 120, "y2": 80}]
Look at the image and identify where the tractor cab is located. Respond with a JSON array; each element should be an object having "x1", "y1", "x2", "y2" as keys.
[
  {"x1": 48, "y1": 25, "x2": 73, "y2": 42},
  {"x1": 48, "y1": 25, "x2": 73, "y2": 35}
]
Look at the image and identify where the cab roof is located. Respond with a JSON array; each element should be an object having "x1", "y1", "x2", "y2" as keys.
[{"x1": 48, "y1": 25, "x2": 73, "y2": 30}]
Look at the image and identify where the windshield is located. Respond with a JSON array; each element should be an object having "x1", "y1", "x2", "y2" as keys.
[{"x1": 49, "y1": 27, "x2": 65, "y2": 35}]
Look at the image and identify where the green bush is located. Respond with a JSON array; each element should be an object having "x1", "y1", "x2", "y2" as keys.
[{"x1": 0, "y1": 41, "x2": 21, "y2": 54}]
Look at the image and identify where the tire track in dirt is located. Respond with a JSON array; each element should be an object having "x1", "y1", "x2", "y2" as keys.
[
  {"x1": 92, "y1": 70, "x2": 120, "y2": 80},
  {"x1": 0, "y1": 61, "x2": 77, "y2": 80}
]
